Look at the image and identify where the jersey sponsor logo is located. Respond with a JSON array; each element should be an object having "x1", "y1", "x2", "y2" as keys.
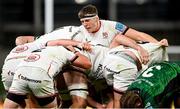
[
  {"x1": 115, "y1": 22, "x2": 126, "y2": 32},
  {"x1": 95, "y1": 64, "x2": 103, "y2": 74},
  {"x1": 24, "y1": 54, "x2": 40, "y2": 62},
  {"x1": 93, "y1": 64, "x2": 104, "y2": 79},
  {"x1": 18, "y1": 74, "x2": 42, "y2": 83},
  {"x1": 7, "y1": 71, "x2": 15, "y2": 76},
  {"x1": 105, "y1": 67, "x2": 120, "y2": 74},
  {"x1": 12, "y1": 45, "x2": 28, "y2": 53},
  {"x1": 102, "y1": 32, "x2": 108, "y2": 38}
]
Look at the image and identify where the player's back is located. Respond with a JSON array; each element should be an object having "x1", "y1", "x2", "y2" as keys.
[
  {"x1": 128, "y1": 61, "x2": 180, "y2": 107},
  {"x1": 34, "y1": 26, "x2": 79, "y2": 44},
  {"x1": 17, "y1": 46, "x2": 75, "y2": 78},
  {"x1": 83, "y1": 45, "x2": 109, "y2": 79}
]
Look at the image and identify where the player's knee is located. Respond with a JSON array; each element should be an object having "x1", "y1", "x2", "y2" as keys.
[{"x1": 68, "y1": 83, "x2": 88, "y2": 98}]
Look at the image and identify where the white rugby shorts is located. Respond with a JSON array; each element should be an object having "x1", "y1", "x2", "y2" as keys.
[
  {"x1": 9, "y1": 66, "x2": 55, "y2": 97},
  {"x1": 103, "y1": 54, "x2": 138, "y2": 92}
]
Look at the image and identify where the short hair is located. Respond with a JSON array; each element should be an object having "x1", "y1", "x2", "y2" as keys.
[
  {"x1": 78, "y1": 4, "x2": 98, "y2": 19},
  {"x1": 120, "y1": 90, "x2": 144, "y2": 108}
]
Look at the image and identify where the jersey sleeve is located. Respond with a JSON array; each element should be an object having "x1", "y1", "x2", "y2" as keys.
[
  {"x1": 11, "y1": 42, "x2": 45, "y2": 54},
  {"x1": 25, "y1": 42, "x2": 46, "y2": 52},
  {"x1": 34, "y1": 26, "x2": 74, "y2": 44},
  {"x1": 105, "y1": 20, "x2": 128, "y2": 34},
  {"x1": 65, "y1": 50, "x2": 78, "y2": 62},
  {"x1": 114, "y1": 22, "x2": 128, "y2": 34}
]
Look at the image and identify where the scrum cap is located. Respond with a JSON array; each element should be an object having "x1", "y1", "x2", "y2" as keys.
[{"x1": 78, "y1": 4, "x2": 98, "y2": 19}]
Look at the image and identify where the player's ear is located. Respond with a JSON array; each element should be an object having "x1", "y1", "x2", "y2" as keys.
[
  {"x1": 94, "y1": 15, "x2": 99, "y2": 21},
  {"x1": 97, "y1": 16, "x2": 99, "y2": 21},
  {"x1": 134, "y1": 97, "x2": 143, "y2": 108}
]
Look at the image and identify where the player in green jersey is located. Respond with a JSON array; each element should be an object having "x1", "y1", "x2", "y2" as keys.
[{"x1": 120, "y1": 61, "x2": 180, "y2": 108}]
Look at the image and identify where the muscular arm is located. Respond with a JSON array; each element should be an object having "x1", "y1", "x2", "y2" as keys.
[
  {"x1": 110, "y1": 34, "x2": 145, "y2": 50},
  {"x1": 125, "y1": 28, "x2": 158, "y2": 43},
  {"x1": 47, "y1": 39, "x2": 92, "y2": 51},
  {"x1": 110, "y1": 34, "x2": 149, "y2": 64},
  {"x1": 66, "y1": 46, "x2": 91, "y2": 69},
  {"x1": 47, "y1": 39, "x2": 81, "y2": 46},
  {"x1": 72, "y1": 51, "x2": 92, "y2": 69}
]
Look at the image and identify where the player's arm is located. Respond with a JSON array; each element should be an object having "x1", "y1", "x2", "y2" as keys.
[
  {"x1": 158, "y1": 38, "x2": 169, "y2": 47},
  {"x1": 47, "y1": 39, "x2": 81, "y2": 46},
  {"x1": 72, "y1": 51, "x2": 91, "y2": 69},
  {"x1": 124, "y1": 28, "x2": 158, "y2": 43},
  {"x1": 66, "y1": 46, "x2": 91, "y2": 69},
  {"x1": 46, "y1": 39, "x2": 92, "y2": 51},
  {"x1": 15, "y1": 36, "x2": 35, "y2": 45},
  {"x1": 110, "y1": 34, "x2": 149, "y2": 65}
]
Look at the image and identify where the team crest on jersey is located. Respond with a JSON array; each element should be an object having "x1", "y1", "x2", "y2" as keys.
[
  {"x1": 102, "y1": 32, "x2": 108, "y2": 38},
  {"x1": 24, "y1": 54, "x2": 40, "y2": 62},
  {"x1": 12, "y1": 45, "x2": 28, "y2": 53}
]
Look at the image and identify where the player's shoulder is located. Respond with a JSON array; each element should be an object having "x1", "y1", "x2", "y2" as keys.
[
  {"x1": 54, "y1": 25, "x2": 79, "y2": 32},
  {"x1": 101, "y1": 20, "x2": 126, "y2": 30},
  {"x1": 100, "y1": 19, "x2": 117, "y2": 25}
]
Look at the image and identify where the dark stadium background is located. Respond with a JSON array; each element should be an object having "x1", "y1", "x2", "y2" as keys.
[{"x1": 0, "y1": 0, "x2": 180, "y2": 104}]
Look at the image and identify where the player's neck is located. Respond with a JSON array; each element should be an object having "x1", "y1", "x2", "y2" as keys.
[{"x1": 92, "y1": 21, "x2": 101, "y2": 33}]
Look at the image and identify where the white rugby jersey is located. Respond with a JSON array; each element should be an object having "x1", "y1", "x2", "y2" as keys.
[
  {"x1": 83, "y1": 45, "x2": 109, "y2": 79},
  {"x1": 4, "y1": 42, "x2": 45, "y2": 62},
  {"x1": 17, "y1": 46, "x2": 76, "y2": 78},
  {"x1": 34, "y1": 26, "x2": 79, "y2": 44},
  {"x1": 72, "y1": 20, "x2": 128, "y2": 47},
  {"x1": 106, "y1": 43, "x2": 168, "y2": 68}
]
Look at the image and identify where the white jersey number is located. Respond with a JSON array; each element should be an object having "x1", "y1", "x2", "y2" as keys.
[{"x1": 142, "y1": 65, "x2": 161, "y2": 77}]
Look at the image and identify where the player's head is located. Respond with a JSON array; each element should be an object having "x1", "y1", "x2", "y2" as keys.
[
  {"x1": 15, "y1": 36, "x2": 35, "y2": 45},
  {"x1": 120, "y1": 90, "x2": 144, "y2": 108},
  {"x1": 78, "y1": 4, "x2": 100, "y2": 33}
]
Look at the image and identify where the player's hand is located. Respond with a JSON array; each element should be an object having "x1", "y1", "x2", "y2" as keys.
[
  {"x1": 137, "y1": 46, "x2": 149, "y2": 65},
  {"x1": 158, "y1": 38, "x2": 169, "y2": 47},
  {"x1": 79, "y1": 42, "x2": 92, "y2": 52}
]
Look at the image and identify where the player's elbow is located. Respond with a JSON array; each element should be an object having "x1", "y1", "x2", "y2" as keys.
[{"x1": 83, "y1": 61, "x2": 92, "y2": 69}]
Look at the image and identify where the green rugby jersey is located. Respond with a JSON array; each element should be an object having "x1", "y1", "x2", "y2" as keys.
[{"x1": 127, "y1": 61, "x2": 180, "y2": 108}]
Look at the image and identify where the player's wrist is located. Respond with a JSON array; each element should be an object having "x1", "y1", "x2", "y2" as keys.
[
  {"x1": 136, "y1": 45, "x2": 143, "y2": 51},
  {"x1": 73, "y1": 51, "x2": 79, "y2": 54},
  {"x1": 77, "y1": 43, "x2": 83, "y2": 50}
]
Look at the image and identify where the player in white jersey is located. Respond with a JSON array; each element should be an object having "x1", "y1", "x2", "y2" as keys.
[
  {"x1": 73, "y1": 39, "x2": 167, "y2": 108},
  {"x1": 76, "y1": 4, "x2": 164, "y2": 65},
  {"x1": 1, "y1": 42, "x2": 46, "y2": 91},
  {"x1": 15, "y1": 26, "x2": 79, "y2": 45},
  {"x1": 102, "y1": 39, "x2": 169, "y2": 108},
  {"x1": 14, "y1": 25, "x2": 94, "y2": 108},
  {"x1": 3, "y1": 46, "x2": 91, "y2": 108},
  {"x1": 45, "y1": 36, "x2": 167, "y2": 108},
  {"x1": 58, "y1": 35, "x2": 151, "y2": 108}
]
